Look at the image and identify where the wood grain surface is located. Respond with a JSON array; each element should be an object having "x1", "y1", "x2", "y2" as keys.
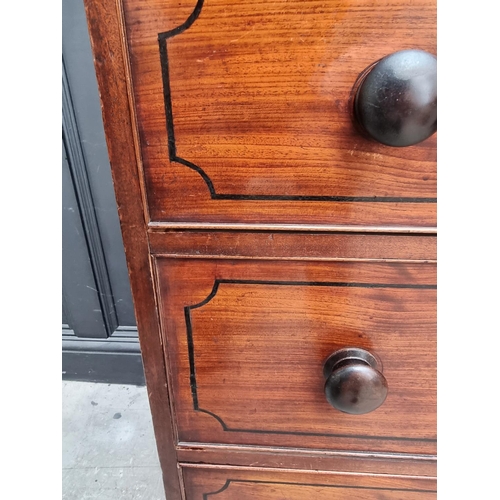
[
  {"x1": 176, "y1": 443, "x2": 437, "y2": 477},
  {"x1": 155, "y1": 258, "x2": 436, "y2": 455},
  {"x1": 85, "y1": 0, "x2": 437, "y2": 497},
  {"x1": 181, "y1": 465, "x2": 437, "y2": 499},
  {"x1": 122, "y1": 0, "x2": 436, "y2": 226},
  {"x1": 148, "y1": 229, "x2": 436, "y2": 261}
]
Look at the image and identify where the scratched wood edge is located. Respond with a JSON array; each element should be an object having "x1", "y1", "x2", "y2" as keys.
[
  {"x1": 115, "y1": 0, "x2": 152, "y2": 223},
  {"x1": 180, "y1": 462, "x2": 434, "y2": 480},
  {"x1": 180, "y1": 464, "x2": 437, "y2": 491},
  {"x1": 176, "y1": 443, "x2": 436, "y2": 478},
  {"x1": 148, "y1": 231, "x2": 436, "y2": 261},
  {"x1": 154, "y1": 255, "x2": 437, "y2": 264},
  {"x1": 82, "y1": 0, "x2": 183, "y2": 498},
  {"x1": 148, "y1": 222, "x2": 438, "y2": 234}
]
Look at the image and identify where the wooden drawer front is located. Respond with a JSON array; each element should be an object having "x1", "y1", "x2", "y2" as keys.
[
  {"x1": 156, "y1": 258, "x2": 436, "y2": 455},
  {"x1": 181, "y1": 466, "x2": 437, "y2": 499},
  {"x1": 122, "y1": 0, "x2": 436, "y2": 227}
]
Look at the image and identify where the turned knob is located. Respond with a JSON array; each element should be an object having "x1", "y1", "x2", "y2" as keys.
[
  {"x1": 353, "y1": 49, "x2": 437, "y2": 147},
  {"x1": 323, "y1": 347, "x2": 388, "y2": 415}
]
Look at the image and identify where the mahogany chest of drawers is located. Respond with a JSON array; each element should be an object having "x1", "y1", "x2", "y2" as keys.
[{"x1": 84, "y1": 0, "x2": 436, "y2": 497}]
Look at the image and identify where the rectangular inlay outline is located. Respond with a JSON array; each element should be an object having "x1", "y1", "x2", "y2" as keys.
[
  {"x1": 183, "y1": 278, "x2": 437, "y2": 443},
  {"x1": 202, "y1": 478, "x2": 437, "y2": 498},
  {"x1": 157, "y1": 1, "x2": 437, "y2": 203}
]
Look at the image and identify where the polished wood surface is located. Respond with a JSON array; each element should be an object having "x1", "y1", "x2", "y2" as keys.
[
  {"x1": 122, "y1": 0, "x2": 436, "y2": 226},
  {"x1": 155, "y1": 258, "x2": 436, "y2": 455},
  {"x1": 176, "y1": 443, "x2": 437, "y2": 478},
  {"x1": 148, "y1": 229, "x2": 436, "y2": 261},
  {"x1": 182, "y1": 465, "x2": 437, "y2": 499},
  {"x1": 85, "y1": 0, "x2": 437, "y2": 497}
]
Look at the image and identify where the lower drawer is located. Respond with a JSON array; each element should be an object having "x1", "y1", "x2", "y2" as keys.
[
  {"x1": 155, "y1": 258, "x2": 436, "y2": 456},
  {"x1": 181, "y1": 465, "x2": 437, "y2": 499}
]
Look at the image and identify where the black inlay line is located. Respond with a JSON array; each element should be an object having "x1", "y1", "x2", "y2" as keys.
[
  {"x1": 203, "y1": 479, "x2": 437, "y2": 498},
  {"x1": 158, "y1": 40, "x2": 177, "y2": 161},
  {"x1": 175, "y1": 157, "x2": 217, "y2": 197},
  {"x1": 203, "y1": 480, "x2": 230, "y2": 499},
  {"x1": 159, "y1": 38, "x2": 218, "y2": 196},
  {"x1": 157, "y1": 3, "x2": 437, "y2": 204},
  {"x1": 191, "y1": 281, "x2": 220, "y2": 309},
  {"x1": 184, "y1": 307, "x2": 199, "y2": 408},
  {"x1": 217, "y1": 279, "x2": 437, "y2": 289},
  {"x1": 185, "y1": 281, "x2": 220, "y2": 406},
  {"x1": 184, "y1": 279, "x2": 437, "y2": 443},
  {"x1": 214, "y1": 195, "x2": 437, "y2": 203},
  {"x1": 158, "y1": 0, "x2": 205, "y2": 40},
  {"x1": 197, "y1": 425, "x2": 436, "y2": 442}
]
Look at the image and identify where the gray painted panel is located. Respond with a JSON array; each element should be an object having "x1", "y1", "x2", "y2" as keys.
[
  {"x1": 62, "y1": 0, "x2": 136, "y2": 327},
  {"x1": 62, "y1": 141, "x2": 108, "y2": 338},
  {"x1": 62, "y1": 351, "x2": 145, "y2": 386},
  {"x1": 62, "y1": 293, "x2": 69, "y2": 325}
]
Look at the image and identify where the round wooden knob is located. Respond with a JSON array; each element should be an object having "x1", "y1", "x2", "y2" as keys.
[
  {"x1": 353, "y1": 49, "x2": 437, "y2": 147},
  {"x1": 323, "y1": 348, "x2": 388, "y2": 415}
]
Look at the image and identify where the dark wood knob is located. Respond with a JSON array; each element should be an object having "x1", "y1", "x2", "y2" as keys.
[
  {"x1": 323, "y1": 347, "x2": 388, "y2": 415},
  {"x1": 353, "y1": 49, "x2": 437, "y2": 147}
]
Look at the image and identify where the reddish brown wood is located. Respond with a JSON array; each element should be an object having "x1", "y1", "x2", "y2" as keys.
[
  {"x1": 148, "y1": 230, "x2": 437, "y2": 261},
  {"x1": 121, "y1": 0, "x2": 436, "y2": 227},
  {"x1": 175, "y1": 444, "x2": 437, "y2": 477},
  {"x1": 84, "y1": 0, "x2": 437, "y2": 497},
  {"x1": 155, "y1": 258, "x2": 436, "y2": 455},
  {"x1": 82, "y1": 0, "x2": 182, "y2": 498},
  {"x1": 181, "y1": 465, "x2": 437, "y2": 499},
  {"x1": 149, "y1": 222, "x2": 437, "y2": 233}
]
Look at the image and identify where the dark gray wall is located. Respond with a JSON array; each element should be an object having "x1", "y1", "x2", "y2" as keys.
[{"x1": 62, "y1": 0, "x2": 144, "y2": 385}]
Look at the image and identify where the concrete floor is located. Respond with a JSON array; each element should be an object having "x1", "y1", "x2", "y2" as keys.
[{"x1": 62, "y1": 381, "x2": 166, "y2": 500}]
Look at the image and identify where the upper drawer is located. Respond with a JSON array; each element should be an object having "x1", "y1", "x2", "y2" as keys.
[{"x1": 122, "y1": 0, "x2": 436, "y2": 227}]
